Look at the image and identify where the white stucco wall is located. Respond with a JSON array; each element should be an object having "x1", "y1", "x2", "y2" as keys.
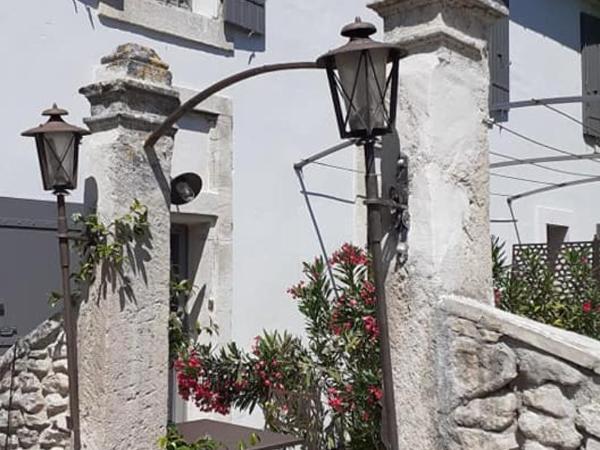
[
  {"x1": 0, "y1": 0, "x2": 380, "y2": 425},
  {"x1": 490, "y1": 0, "x2": 600, "y2": 252}
]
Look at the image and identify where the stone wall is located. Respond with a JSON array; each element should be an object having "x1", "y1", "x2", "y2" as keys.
[
  {"x1": 0, "y1": 315, "x2": 69, "y2": 450},
  {"x1": 440, "y1": 296, "x2": 600, "y2": 450}
]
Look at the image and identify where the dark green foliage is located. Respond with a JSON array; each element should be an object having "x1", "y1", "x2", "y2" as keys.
[{"x1": 492, "y1": 237, "x2": 600, "y2": 339}]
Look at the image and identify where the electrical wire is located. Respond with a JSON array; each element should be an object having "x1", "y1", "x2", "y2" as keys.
[
  {"x1": 538, "y1": 100, "x2": 600, "y2": 138},
  {"x1": 490, "y1": 151, "x2": 600, "y2": 178},
  {"x1": 491, "y1": 173, "x2": 558, "y2": 186},
  {"x1": 489, "y1": 120, "x2": 600, "y2": 167}
]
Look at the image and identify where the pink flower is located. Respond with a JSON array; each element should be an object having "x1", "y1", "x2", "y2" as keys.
[
  {"x1": 327, "y1": 387, "x2": 344, "y2": 412},
  {"x1": 362, "y1": 315, "x2": 380, "y2": 339},
  {"x1": 368, "y1": 386, "x2": 383, "y2": 402},
  {"x1": 583, "y1": 302, "x2": 593, "y2": 313}
]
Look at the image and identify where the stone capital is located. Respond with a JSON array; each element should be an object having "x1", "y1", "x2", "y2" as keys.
[
  {"x1": 79, "y1": 44, "x2": 180, "y2": 134},
  {"x1": 369, "y1": 0, "x2": 508, "y2": 60}
]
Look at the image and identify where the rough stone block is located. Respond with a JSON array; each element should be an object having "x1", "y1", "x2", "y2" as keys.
[
  {"x1": 51, "y1": 360, "x2": 67, "y2": 375},
  {"x1": 453, "y1": 392, "x2": 517, "y2": 431},
  {"x1": 28, "y1": 350, "x2": 49, "y2": 360},
  {"x1": 38, "y1": 427, "x2": 69, "y2": 448},
  {"x1": 519, "y1": 410, "x2": 582, "y2": 449},
  {"x1": 15, "y1": 391, "x2": 45, "y2": 414},
  {"x1": 0, "y1": 410, "x2": 25, "y2": 431},
  {"x1": 577, "y1": 403, "x2": 600, "y2": 439},
  {"x1": 522, "y1": 442, "x2": 554, "y2": 450},
  {"x1": 587, "y1": 437, "x2": 600, "y2": 450},
  {"x1": 23, "y1": 411, "x2": 50, "y2": 431},
  {"x1": 450, "y1": 318, "x2": 480, "y2": 340},
  {"x1": 450, "y1": 337, "x2": 517, "y2": 399},
  {"x1": 451, "y1": 425, "x2": 518, "y2": 449},
  {"x1": 26, "y1": 359, "x2": 51, "y2": 379},
  {"x1": 28, "y1": 321, "x2": 62, "y2": 351},
  {"x1": 42, "y1": 373, "x2": 69, "y2": 397},
  {"x1": 523, "y1": 384, "x2": 575, "y2": 418},
  {"x1": 19, "y1": 373, "x2": 41, "y2": 394},
  {"x1": 17, "y1": 427, "x2": 39, "y2": 448},
  {"x1": 45, "y1": 394, "x2": 67, "y2": 417},
  {"x1": 517, "y1": 348, "x2": 584, "y2": 387}
]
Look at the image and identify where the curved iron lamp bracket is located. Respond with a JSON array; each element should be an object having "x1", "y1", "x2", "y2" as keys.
[{"x1": 144, "y1": 62, "x2": 321, "y2": 148}]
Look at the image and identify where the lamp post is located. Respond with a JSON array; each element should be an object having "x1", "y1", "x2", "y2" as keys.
[
  {"x1": 317, "y1": 18, "x2": 406, "y2": 450},
  {"x1": 144, "y1": 17, "x2": 406, "y2": 450},
  {"x1": 22, "y1": 104, "x2": 90, "y2": 450}
]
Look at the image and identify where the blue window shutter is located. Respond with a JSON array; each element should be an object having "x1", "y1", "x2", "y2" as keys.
[
  {"x1": 581, "y1": 13, "x2": 600, "y2": 141},
  {"x1": 489, "y1": 12, "x2": 510, "y2": 122},
  {"x1": 224, "y1": 0, "x2": 266, "y2": 35}
]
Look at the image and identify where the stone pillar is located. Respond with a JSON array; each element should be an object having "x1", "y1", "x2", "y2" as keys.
[
  {"x1": 368, "y1": 1, "x2": 507, "y2": 448},
  {"x1": 78, "y1": 44, "x2": 180, "y2": 450}
]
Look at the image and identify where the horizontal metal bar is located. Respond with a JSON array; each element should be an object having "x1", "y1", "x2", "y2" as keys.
[
  {"x1": 299, "y1": 190, "x2": 356, "y2": 205},
  {"x1": 509, "y1": 175, "x2": 600, "y2": 202},
  {"x1": 491, "y1": 94, "x2": 600, "y2": 111},
  {"x1": 490, "y1": 153, "x2": 600, "y2": 169},
  {"x1": 293, "y1": 140, "x2": 356, "y2": 170}
]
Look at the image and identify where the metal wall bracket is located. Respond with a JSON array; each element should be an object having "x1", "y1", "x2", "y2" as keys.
[{"x1": 390, "y1": 153, "x2": 409, "y2": 264}]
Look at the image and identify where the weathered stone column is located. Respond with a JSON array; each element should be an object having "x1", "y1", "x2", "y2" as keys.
[
  {"x1": 78, "y1": 44, "x2": 180, "y2": 450},
  {"x1": 367, "y1": 1, "x2": 507, "y2": 448}
]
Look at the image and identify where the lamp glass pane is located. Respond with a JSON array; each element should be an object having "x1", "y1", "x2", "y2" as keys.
[
  {"x1": 335, "y1": 48, "x2": 389, "y2": 134},
  {"x1": 42, "y1": 132, "x2": 76, "y2": 189}
]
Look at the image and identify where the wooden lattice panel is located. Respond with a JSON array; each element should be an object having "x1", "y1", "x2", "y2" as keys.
[{"x1": 512, "y1": 241, "x2": 599, "y2": 300}]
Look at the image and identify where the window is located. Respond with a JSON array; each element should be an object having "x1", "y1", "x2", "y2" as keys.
[
  {"x1": 581, "y1": 12, "x2": 600, "y2": 143},
  {"x1": 98, "y1": 0, "x2": 233, "y2": 52},
  {"x1": 155, "y1": 0, "x2": 191, "y2": 10},
  {"x1": 489, "y1": 0, "x2": 510, "y2": 122},
  {"x1": 224, "y1": 0, "x2": 266, "y2": 35},
  {"x1": 168, "y1": 224, "x2": 189, "y2": 422}
]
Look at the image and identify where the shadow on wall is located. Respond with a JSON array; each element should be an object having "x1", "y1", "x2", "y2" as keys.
[{"x1": 510, "y1": 0, "x2": 600, "y2": 51}]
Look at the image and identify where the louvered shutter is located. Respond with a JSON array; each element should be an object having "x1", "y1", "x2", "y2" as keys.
[
  {"x1": 224, "y1": 0, "x2": 265, "y2": 35},
  {"x1": 489, "y1": 10, "x2": 510, "y2": 122},
  {"x1": 581, "y1": 13, "x2": 600, "y2": 142}
]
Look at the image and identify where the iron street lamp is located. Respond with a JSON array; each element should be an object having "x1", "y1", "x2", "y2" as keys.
[
  {"x1": 144, "y1": 17, "x2": 406, "y2": 450},
  {"x1": 318, "y1": 18, "x2": 407, "y2": 450},
  {"x1": 317, "y1": 17, "x2": 405, "y2": 140},
  {"x1": 22, "y1": 104, "x2": 90, "y2": 450}
]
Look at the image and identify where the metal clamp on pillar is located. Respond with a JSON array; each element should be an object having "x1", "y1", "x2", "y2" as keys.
[{"x1": 389, "y1": 153, "x2": 409, "y2": 265}]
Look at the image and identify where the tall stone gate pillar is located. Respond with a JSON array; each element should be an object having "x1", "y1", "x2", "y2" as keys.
[
  {"x1": 78, "y1": 44, "x2": 180, "y2": 450},
  {"x1": 368, "y1": 1, "x2": 507, "y2": 448}
]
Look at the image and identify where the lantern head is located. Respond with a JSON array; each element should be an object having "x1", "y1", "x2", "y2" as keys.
[
  {"x1": 22, "y1": 104, "x2": 90, "y2": 192},
  {"x1": 317, "y1": 18, "x2": 407, "y2": 140}
]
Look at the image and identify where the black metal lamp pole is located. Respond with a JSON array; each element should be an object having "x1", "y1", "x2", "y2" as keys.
[
  {"x1": 56, "y1": 190, "x2": 82, "y2": 450},
  {"x1": 317, "y1": 18, "x2": 407, "y2": 450},
  {"x1": 22, "y1": 105, "x2": 90, "y2": 450},
  {"x1": 144, "y1": 17, "x2": 407, "y2": 450}
]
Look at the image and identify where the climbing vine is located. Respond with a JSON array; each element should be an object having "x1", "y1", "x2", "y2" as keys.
[{"x1": 49, "y1": 199, "x2": 150, "y2": 306}]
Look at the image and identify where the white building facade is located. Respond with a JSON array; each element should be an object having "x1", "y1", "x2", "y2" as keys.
[
  {"x1": 0, "y1": 0, "x2": 381, "y2": 425},
  {"x1": 489, "y1": 0, "x2": 600, "y2": 254}
]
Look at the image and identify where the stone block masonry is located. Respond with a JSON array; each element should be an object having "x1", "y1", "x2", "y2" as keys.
[
  {"x1": 440, "y1": 296, "x2": 600, "y2": 450},
  {"x1": 0, "y1": 315, "x2": 69, "y2": 450}
]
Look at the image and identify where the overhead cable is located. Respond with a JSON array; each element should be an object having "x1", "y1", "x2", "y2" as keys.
[
  {"x1": 491, "y1": 173, "x2": 558, "y2": 186},
  {"x1": 488, "y1": 120, "x2": 600, "y2": 167},
  {"x1": 537, "y1": 100, "x2": 600, "y2": 138},
  {"x1": 490, "y1": 151, "x2": 600, "y2": 178}
]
